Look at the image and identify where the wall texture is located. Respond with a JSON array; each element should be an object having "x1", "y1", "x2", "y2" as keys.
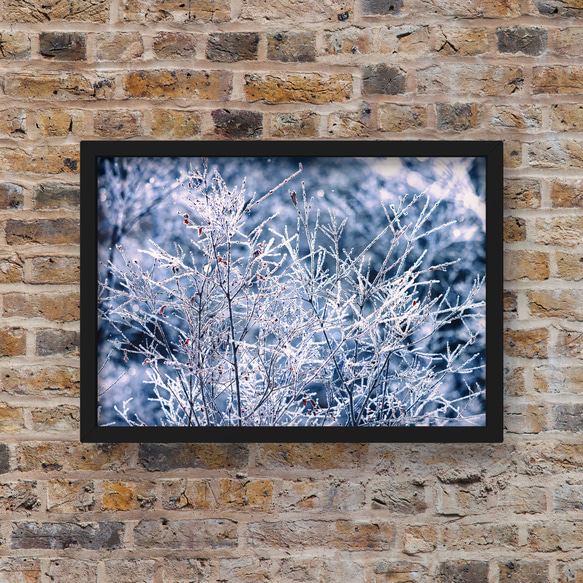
[{"x1": 0, "y1": 0, "x2": 582, "y2": 580}]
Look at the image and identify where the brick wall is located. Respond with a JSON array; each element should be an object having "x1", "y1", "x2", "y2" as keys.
[{"x1": 0, "y1": 0, "x2": 581, "y2": 580}]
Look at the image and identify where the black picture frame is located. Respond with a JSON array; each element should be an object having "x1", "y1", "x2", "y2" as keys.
[{"x1": 81, "y1": 140, "x2": 503, "y2": 443}]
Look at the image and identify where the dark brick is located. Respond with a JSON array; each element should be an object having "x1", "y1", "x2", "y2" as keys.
[
  {"x1": 36, "y1": 330, "x2": 79, "y2": 357},
  {"x1": 33, "y1": 184, "x2": 79, "y2": 210},
  {"x1": 436, "y1": 560, "x2": 489, "y2": 583},
  {"x1": 39, "y1": 32, "x2": 86, "y2": 61},
  {"x1": 5, "y1": 219, "x2": 79, "y2": 245},
  {"x1": 496, "y1": 27, "x2": 547, "y2": 56},
  {"x1": 0, "y1": 183, "x2": 23, "y2": 209},
  {"x1": 555, "y1": 404, "x2": 583, "y2": 432},
  {"x1": 138, "y1": 443, "x2": 249, "y2": 471},
  {"x1": 499, "y1": 561, "x2": 549, "y2": 583},
  {"x1": 267, "y1": 32, "x2": 316, "y2": 62},
  {"x1": 153, "y1": 32, "x2": 197, "y2": 58},
  {"x1": 206, "y1": 33, "x2": 258, "y2": 62},
  {"x1": 362, "y1": 0, "x2": 402, "y2": 14},
  {"x1": 134, "y1": 519, "x2": 237, "y2": 549},
  {"x1": 0, "y1": 444, "x2": 10, "y2": 473},
  {"x1": 212, "y1": 109, "x2": 262, "y2": 139},
  {"x1": 11, "y1": 522, "x2": 123, "y2": 550},
  {"x1": 532, "y1": 0, "x2": 583, "y2": 16},
  {"x1": 436, "y1": 103, "x2": 479, "y2": 131},
  {"x1": 362, "y1": 65, "x2": 405, "y2": 95}
]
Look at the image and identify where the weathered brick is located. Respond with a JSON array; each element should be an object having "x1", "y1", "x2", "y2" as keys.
[
  {"x1": 36, "y1": 109, "x2": 83, "y2": 137},
  {"x1": 270, "y1": 112, "x2": 319, "y2": 138},
  {"x1": 506, "y1": 366, "x2": 525, "y2": 396},
  {"x1": 555, "y1": 27, "x2": 583, "y2": 56},
  {"x1": 327, "y1": 105, "x2": 371, "y2": 137},
  {"x1": 491, "y1": 105, "x2": 542, "y2": 130},
  {"x1": 0, "y1": 256, "x2": 23, "y2": 284},
  {"x1": 47, "y1": 479, "x2": 95, "y2": 513},
  {"x1": 158, "y1": 558, "x2": 211, "y2": 582},
  {"x1": 218, "y1": 558, "x2": 273, "y2": 583},
  {"x1": 551, "y1": 180, "x2": 583, "y2": 208},
  {"x1": 442, "y1": 523, "x2": 518, "y2": 550},
  {"x1": 0, "y1": 482, "x2": 39, "y2": 512},
  {"x1": 219, "y1": 479, "x2": 273, "y2": 511},
  {"x1": 104, "y1": 559, "x2": 155, "y2": 583},
  {"x1": 551, "y1": 104, "x2": 583, "y2": 131},
  {"x1": 505, "y1": 402, "x2": 546, "y2": 434},
  {"x1": 504, "y1": 328, "x2": 548, "y2": 358},
  {"x1": 323, "y1": 480, "x2": 366, "y2": 511},
  {"x1": 378, "y1": 103, "x2": 427, "y2": 132},
  {"x1": 556, "y1": 330, "x2": 583, "y2": 359},
  {"x1": 411, "y1": 0, "x2": 519, "y2": 17},
  {"x1": 0, "y1": 558, "x2": 40, "y2": 582},
  {"x1": 505, "y1": 140, "x2": 523, "y2": 168},
  {"x1": 436, "y1": 481, "x2": 488, "y2": 516},
  {"x1": 96, "y1": 32, "x2": 143, "y2": 61},
  {"x1": 0, "y1": 108, "x2": 26, "y2": 138},
  {"x1": 256, "y1": 443, "x2": 366, "y2": 470},
  {"x1": 160, "y1": 479, "x2": 211, "y2": 510},
  {"x1": 558, "y1": 559, "x2": 583, "y2": 583},
  {"x1": 207, "y1": 33, "x2": 258, "y2": 62},
  {"x1": 277, "y1": 479, "x2": 364, "y2": 513},
  {"x1": 3, "y1": 292, "x2": 79, "y2": 322},
  {"x1": 47, "y1": 560, "x2": 97, "y2": 583},
  {"x1": 554, "y1": 484, "x2": 583, "y2": 511},
  {"x1": 267, "y1": 31, "x2": 315, "y2": 62},
  {"x1": 434, "y1": 27, "x2": 488, "y2": 55},
  {"x1": 536, "y1": 217, "x2": 583, "y2": 245},
  {"x1": 0, "y1": 183, "x2": 23, "y2": 210},
  {"x1": 504, "y1": 179, "x2": 541, "y2": 210},
  {"x1": 39, "y1": 32, "x2": 86, "y2": 61},
  {"x1": 6, "y1": 0, "x2": 110, "y2": 22},
  {"x1": 528, "y1": 522, "x2": 583, "y2": 552},
  {"x1": 33, "y1": 184, "x2": 79, "y2": 210},
  {"x1": 504, "y1": 291, "x2": 518, "y2": 320},
  {"x1": 31, "y1": 405, "x2": 79, "y2": 433},
  {"x1": 0, "y1": 328, "x2": 26, "y2": 357},
  {"x1": 0, "y1": 445, "x2": 9, "y2": 474},
  {"x1": 505, "y1": 250, "x2": 549, "y2": 280},
  {"x1": 241, "y1": 0, "x2": 354, "y2": 21},
  {"x1": 122, "y1": 0, "x2": 230, "y2": 22},
  {"x1": 418, "y1": 65, "x2": 523, "y2": 96},
  {"x1": 27, "y1": 256, "x2": 79, "y2": 284},
  {"x1": 530, "y1": 0, "x2": 583, "y2": 16},
  {"x1": 436, "y1": 103, "x2": 480, "y2": 131},
  {"x1": 534, "y1": 66, "x2": 583, "y2": 94},
  {"x1": 12, "y1": 522, "x2": 123, "y2": 550},
  {"x1": 370, "y1": 481, "x2": 426, "y2": 513},
  {"x1": 139, "y1": 443, "x2": 249, "y2": 471},
  {"x1": 212, "y1": 109, "x2": 262, "y2": 139},
  {"x1": 277, "y1": 479, "x2": 321, "y2": 511},
  {"x1": 322, "y1": 26, "x2": 372, "y2": 55},
  {"x1": 134, "y1": 518, "x2": 237, "y2": 549},
  {"x1": 534, "y1": 365, "x2": 583, "y2": 394},
  {"x1": 151, "y1": 109, "x2": 201, "y2": 139},
  {"x1": 554, "y1": 404, "x2": 583, "y2": 432},
  {"x1": 94, "y1": 111, "x2": 142, "y2": 138},
  {"x1": 503, "y1": 217, "x2": 526, "y2": 242},
  {"x1": 557, "y1": 252, "x2": 583, "y2": 280},
  {"x1": 102, "y1": 481, "x2": 156, "y2": 511},
  {"x1": 245, "y1": 73, "x2": 352, "y2": 104},
  {"x1": 372, "y1": 562, "x2": 427, "y2": 582},
  {"x1": 499, "y1": 561, "x2": 549, "y2": 583},
  {"x1": 153, "y1": 32, "x2": 197, "y2": 59},
  {"x1": 436, "y1": 560, "x2": 488, "y2": 583},
  {"x1": 0, "y1": 32, "x2": 31, "y2": 59},
  {"x1": 528, "y1": 290, "x2": 583, "y2": 320},
  {"x1": 36, "y1": 330, "x2": 79, "y2": 357},
  {"x1": 378, "y1": 25, "x2": 430, "y2": 56},
  {"x1": 497, "y1": 485, "x2": 547, "y2": 513},
  {"x1": 5, "y1": 219, "x2": 79, "y2": 245},
  {"x1": 0, "y1": 366, "x2": 79, "y2": 397},
  {"x1": 0, "y1": 148, "x2": 80, "y2": 174},
  {"x1": 496, "y1": 27, "x2": 547, "y2": 55},
  {"x1": 5, "y1": 73, "x2": 114, "y2": 100},
  {"x1": 124, "y1": 70, "x2": 231, "y2": 100},
  {"x1": 362, "y1": 65, "x2": 405, "y2": 95}
]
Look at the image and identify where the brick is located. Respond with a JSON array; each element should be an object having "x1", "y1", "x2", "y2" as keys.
[
  {"x1": 504, "y1": 178, "x2": 541, "y2": 209},
  {"x1": 555, "y1": 27, "x2": 583, "y2": 56},
  {"x1": 498, "y1": 485, "x2": 547, "y2": 513},
  {"x1": 435, "y1": 561, "x2": 488, "y2": 583},
  {"x1": 96, "y1": 32, "x2": 143, "y2": 61},
  {"x1": 534, "y1": 66, "x2": 583, "y2": 94},
  {"x1": 504, "y1": 328, "x2": 548, "y2": 358},
  {"x1": 6, "y1": 0, "x2": 110, "y2": 22},
  {"x1": 153, "y1": 32, "x2": 197, "y2": 59},
  {"x1": 36, "y1": 330, "x2": 79, "y2": 357},
  {"x1": 322, "y1": 26, "x2": 372, "y2": 55},
  {"x1": 551, "y1": 104, "x2": 583, "y2": 131},
  {"x1": 327, "y1": 105, "x2": 371, "y2": 137},
  {"x1": 0, "y1": 559, "x2": 40, "y2": 582},
  {"x1": 0, "y1": 147, "x2": 79, "y2": 174},
  {"x1": 496, "y1": 27, "x2": 547, "y2": 55},
  {"x1": 0, "y1": 366, "x2": 79, "y2": 397},
  {"x1": 0, "y1": 108, "x2": 26, "y2": 138},
  {"x1": 31, "y1": 405, "x2": 79, "y2": 432},
  {"x1": 503, "y1": 217, "x2": 526, "y2": 242},
  {"x1": 47, "y1": 560, "x2": 97, "y2": 583},
  {"x1": 267, "y1": 31, "x2": 315, "y2": 62},
  {"x1": 554, "y1": 484, "x2": 583, "y2": 511},
  {"x1": 551, "y1": 180, "x2": 583, "y2": 208},
  {"x1": 370, "y1": 481, "x2": 426, "y2": 513},
  {"x1": 557, "y1": 252, "x2": 583, "y2": 281},
  {"x1": 530, "y1": 0, "x2": 583, "y2": 16},
  {"x1": 436, "y1": 482, "x2": 488, "y2": 516},
  {"x1": 122, "y1": 0, "x2": 230, "y2": 22},
  {"x1": 505, "y1": 250, "x2": 549, "y2": 280},
  {"x1": 505, "y1": 140, "x2": 522, "y2": 168},
  {"x1": 256, "y1": 443, "x2": 366, "y2": 470},
  {"x1": 134, "y1": 518, "x2": 237, "y2": 549},
  {"x1": 158, "y1": 558, "x2": 210, "y2": 582},
  {"x1": 0, "y1": 445, "x2": 9, "y2": 474},
  {"x1": 558, "y1": 560, "x2": 583, "y2": 583},
  {"x1": 491, "y1": 105, "x2": 542, "y2": 130},
  {"x1": 124, "y1": 70, "x2": 231, "y2": 100},
  {"x1": 0, "y1": 256, "x2": 23, "y2": 283},
  {"x1": 160, "y1": 479, "x2": 212, "y2": 510},
  {"x1": 442, "y1": 523, "x2": 518, "y2": 550},
  {"x1": 5, "y1": 219, "x2": 79, "y2": 245},
  {"x1": 17, "y1": 442, "x2": 132, "y2": 472},
  {"x1": 0, "y1": 183, "x2": 23, "y2": 209},
  {"x1": 12, "y1": 522, "x2": 123, "y2": 550},
  {"x1": 102, "y1": 481, "x2": 156, "y2": 511},
  {"x1": 323, "y1": 480, "x2": 366, "y2": 511},
  {"x1": 0, "y1": 481, "x2": 38, "y2": 511},
  {"x1": 378, "y1": 25, "x2": 430, "y2": 57},
  {"x1": 556, "y1": 330, "x2": 583, "y2": 359},
  {"x1": 218, "y1": 558, "x2": 272, "y2": 583},
  {"x1": 434, "y1": 27, "x2": 488, "y2": 56},
  {"x1": 0, "y1": 328, "x2": 26, "y2": 357},
  {"x1": 362, "y1": 0, "x2": 402, "y2": 14},
  {"x1": 536, "y1": 217, "x2": 583, "y2": 245},
  {"x1": 418, "y1": 65, "x2": 523, "y2": 96},
  {"x1": 378, "y1": 103, "x2": 427, "y2": 132},
  {"x1": 151, "y1": 110, "x2": 201, "y2": 138},
  {"x1": 93, "y1": 111, "x2": 142, "y2": 138},
  {"x1": 528, "y1": 290, "x2": 583, "y2": 320},
  {"x1": 27, "y1": 256, "x2": 79, "y2": 284},
  {"x1": 436, "y1": 103, "x2": 479, "y2": 131},
  {"x1": 362, "y1": 65, "x2": 405, "y2": 95},
  {"x1": 504, "y1": 291, "x2": 518, "y2": 320},
  {"x1": 207, "y1": 33, "x2": 258, "y2": 62},
  {"x1": 3, "y1": 292, "x2": 80, "y2": 322},
  {"x1": 245, "y1": 73, "x2": 351, "y2": 104},
  {"x1": 241, "y1": 0, "x2": 354, "y2": 21},
  {"x1": 47, "y1": 479, "x2": 95, "y2": 513},
  {"x1": 528, "y1": 522, "x2": 583, "y2": 551},
  {"x1": 412, "y1": 0, "x2": 519, "y2": 16},
  {"x1": 505, "y1": 402, "x2": 546, "y2": 434},
  {"x1": 219, "y1": 478, "x2": 273, "y2": 511},
  {"x1": 36, "y1": 109, "x2": 83, "y2": 137},
  {"x1": 33, "y1": 184, "x2": 80, "y2": 210},
  {"x1": 39, "y1": 32, "x2": 86, "y2": 60},
  {"x1": 139, "y1": 443, "x2": 249, "y2": 471},
  {"x1": 5, "y1": 73, "x2": 114, "y2": 100},
  {"x1": 277, "y1": 479, "x2": 321, "y2": 511},
  {"x1": 104, "y1": 559, "x2": 155, "y2": 583},
  {"x1": 555, "y1": 404, "x2": 583, "y2": 432},
  {"x1": 212, "y1": 109, "x2": 262, "y2": 139},
  {"x1": 0, "y1": 32, "x2": 30, "y2": 59},
  {"x1": 270, "y1": 112, "x2": 319, "y2": 138},
  {"x1": 506, "y1": 366, "x2": 525, "y2": 396},
  {"x1": 499, "y1": 561, "x2": 549, "y2": 583},
  {"x1": 373, "y1": 562, "x2": 427, "y2": 582},
  {"x1": 534, "y1": 366, "x2": 583, "y2": 394}
]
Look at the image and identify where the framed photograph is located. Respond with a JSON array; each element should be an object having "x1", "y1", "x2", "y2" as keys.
[{"x1": 81, "y1": 140, "x2": 503, "y2": 443}]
